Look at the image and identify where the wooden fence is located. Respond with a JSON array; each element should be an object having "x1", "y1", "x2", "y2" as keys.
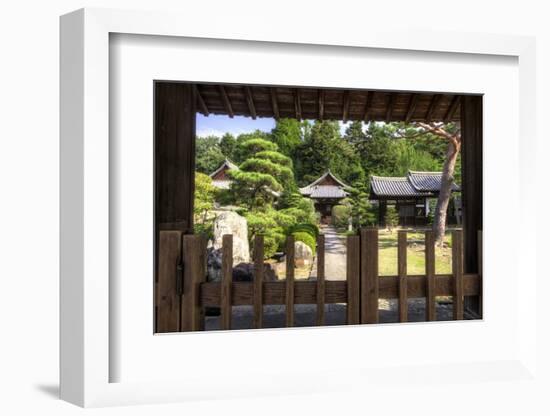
[{"x1": 155, "y1": 229, "x2": 482, "y2": 332}]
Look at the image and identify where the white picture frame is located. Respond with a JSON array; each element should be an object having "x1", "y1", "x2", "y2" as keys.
[{"x1": 60, "y1": 8, "x2": 538, "y2": 408}]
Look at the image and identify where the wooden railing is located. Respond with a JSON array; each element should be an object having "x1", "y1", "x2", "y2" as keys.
[{"x1": 155, "y1": 229, "x2": 482, "y2": 332}]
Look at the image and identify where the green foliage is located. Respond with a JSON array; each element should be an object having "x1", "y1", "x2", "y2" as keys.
[
  {"x1": 195, "y1": 136, "x2": 225, "y2": 174},
  {"x1": 219, "y1": 133, "x2": 237, "y2": 161},
  {"x1": 255, "y1": 150, "x2": 293, "y2": 168},
  {"x1": 238, "y1": 138, "x2": 278, "y2": 154},
  {"x1": 343, "y1": 121, "x2": 366, "y2": 145},
  {"x1": 244, "y1": 208, "x2": 285, "y2": 259},
  {"x1": 239, "y1": 158, "x2": 294, "y2": 186},
  {"x1": 292, "y1": 231, "x2": 316, "y2": 254},
  {"x1": 393, "y1": 140, "x2": 440, "y2": 176},
  {"x1": 271, "y1": 118, "x2": 303, "y2": 158},
  {"x1": 193, "y1": 172, "x2": 217, "y2": 238},
  {"x1": 332, "y1": 204, "x2": 351, "y2": 229},
  {"x1": 288, "y1": 223, "x2": 319, "y2": 239},
  {"x1": 385, "y1": 206, "x2": 399, "y2": 231}
]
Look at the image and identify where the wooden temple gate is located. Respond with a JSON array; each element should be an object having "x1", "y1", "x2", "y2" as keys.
[{"x1": 156, "y1": 229, "x2": 482, "y2": 332}]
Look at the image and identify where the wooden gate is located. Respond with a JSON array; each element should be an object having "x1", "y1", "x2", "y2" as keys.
[{"x1": 155, "y1": 229, "x2": 482, "y2": 332}]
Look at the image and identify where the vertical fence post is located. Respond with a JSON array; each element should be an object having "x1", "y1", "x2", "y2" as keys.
[
  {"x1": 181, "y1": 234, "x2": 207, "y2": 331},
  {"x1": 253, "y1": 235, "x2": 264, "y2": 329},
  {"x1": 346, "y1": 235, "x2": 360, "y2": 325},
  {"x1": 452, "y1": 230, "x2": 464, "y2": 320},
  {"x1": 397, "y1": 231, "x2": 408, "y2": 323},
  {"x1": 478, "y1": 230, "x2": 483, "y2": 318},
  {"x1": 316, "y1": 234, "x2": 325, "y2": 326},
  {"x1": 425, "y1": 231, "x2": 436, "y2": 321},
  {"x1": 285, "y1": 235, "x2": 295, "y2": 327},
  {"x1": 156, "y1": 231, "x2": 183, "y2": 332},
  {"x1": 361, "y1": 228, "x2": 379, "y2": 324},
  {"x1": 221, "y1": 234, "x2": 233, "y2": 330}
]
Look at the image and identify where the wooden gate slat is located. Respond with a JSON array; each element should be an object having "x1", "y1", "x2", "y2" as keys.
[
  {"x1": 285, "y1": 236, "x2": 295, "y2": 327},
  {"x1": 425, "y1": 231, "x2": 436, "y2": 321},
  {"x1": 398, "y1": 231, "x2": 408, "y2": 323},
  {"x1": 478, "y1": 230, "x2": 483, "y2": 318},
  {"x1": 361, "y1": 228, "x2": 379, "y2": 324},
  {"x1": 253, "y1": 235, "x2": 264, "y2": 329},
  {"x1": 453, "y1": 230, "x2": 464, "y2": 320},
  {"x1": 346, "y1": 235, "x2": 360, "y2": 325},
  {"x1": 316, "y1": 234, "x2": 325, "y2": 326},
  {"x1": 156, "y1": 230, "x2": 183, "y2": 332},
  {"x1": 221, "y1": 234, "x2": 233, "y2": 330},
  {"x1": 181, "y1": 234, "x2": 206, "y2": 331}
]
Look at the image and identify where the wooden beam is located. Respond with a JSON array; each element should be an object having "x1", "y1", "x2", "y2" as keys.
[
  {"x1": 342, "y1": 91, "x2": 351, "y2": 123},
  {"x1": 219, "y1": 85, "x2": 234, "y2": 118},
  {"x1": 244, "y1": 86, "x2": 257, "y2": 120},
  {"x1": 397, "y1": 231, "x2": 408, "y2": 322},
  {"x1": 444, "y1": 95, "x2": 461, "y2": 123},
  {"x1": 221, "y1": 234, "x2": 233, "y2": 330},
  {"x1": 346, "y1": 235, "x2": 360, "y2": 325},
  {"x1": 253, "y1": 235, "x2": 264, "y2": 329},
  {"x1": 181, "y1": 235, "x2": 206, "y2": 331},
  {"x1": 363, "y1": 91, "x2": 373, "y2": 121},
  {"x1": 405, "y1": 93, "x2": 419, "y2": 123},
  {"x1": 194, "y1": 85, "x2": 209, "y2": 116},
  {"x1": 361, "y1": 228, "x2": 378, "y2": 324},
  {"x1": 294, "y1": 89, "x2": 302, "y2": 120},
  {"x1": 385, "y1": 94, "x2": 394, "y2": 123},
  {"x1": 318, "y1": 89, "x2": 325, "y2": 120},
  {"x1": 285, "y1": 236, "x2": 295, "y2": 327},
  {"x1": 200, "y1": 274, "x2": 481, "y2": 307},
  {"x1": 156, "y1": 231, "x2": 182, "y2": 332},
  {"x1": 425, "y1": 94, "x2": 442, "y2": 122},
  {"x1": 270, "y1": 88, "x2": 280, "y2": 119},
  {"x1": 316, "y1": 235, "x2": 325, "y2": 326}
]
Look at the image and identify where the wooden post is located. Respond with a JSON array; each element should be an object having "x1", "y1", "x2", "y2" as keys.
[
  {"x1": 156, "y1": 231, "x2": 183, "y2": 332},
  {"x1": 397, "y1": 231, "x2": 408, "y2": 323},
  {"x1": 461, "y1": 95, "x2": 483, "y2": 315},
  {"x1": 316, "y1": 234, "x2": 325, "y2": 326},
  {"x1": 478, "y1": 230, "x2": 483, "y2": 318},
  {"x1": 346, "y1": 235, "x2": 361, "y2": 325},
  {"x1": 181, "y1": 234, "x2": 207, "y2": 331},
  {"x1": 452, "y1": 230, "x2": 464, "y2": 320},
  {"x1": 425, "y1": 231, "x2": 437, "y2": 321},
  {"x1": 361, "y1": 228, "x2": 379, "y2": 324},
  {"x1": 285, "y1": 235, "x2": 295, "y2": 327},
  {"x1": 221, "y1": 234, "x2": 233, "y2": 330},
  {"x1": 253, "y1": 235, "x2": 264, "y2": 329}
]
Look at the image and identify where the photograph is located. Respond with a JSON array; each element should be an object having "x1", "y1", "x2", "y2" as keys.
[{"x1": 154, "y1": 83, "x2": 482, "y2": 332}]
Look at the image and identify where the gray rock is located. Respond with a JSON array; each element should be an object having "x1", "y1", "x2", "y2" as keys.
[
  {"x1": 211, "y1": 211, "x2": 250, "y2": 264},
  {"x1": 206, "y1": 247, "x2": 277, "y2": 282},
  {"x1": 294, "y1": 241, "x2": 313, "y2": 267}
]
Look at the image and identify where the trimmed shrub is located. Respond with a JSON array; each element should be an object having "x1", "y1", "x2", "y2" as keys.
[
  {"x1": 292, "y1": 231, "x2": 316, "y2": 254},
  {"x1": 288, "y1": 223, "x2": 319, "y2": 239},
  {"x1": 332, "y1": 205, "x2": 350, "y2": 229}
]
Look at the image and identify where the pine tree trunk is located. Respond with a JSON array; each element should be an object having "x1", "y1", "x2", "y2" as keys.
[{"x1": 433, "y1": 139, "x2": 461, "y2": 245}]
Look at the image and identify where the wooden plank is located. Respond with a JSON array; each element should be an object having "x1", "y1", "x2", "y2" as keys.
[
  {"x1": 253, "y1": 235, "x2": 264, "y2": 329},
  {"x1": 385, "y1": 94, "x2": 394, "y2": 123},
  {"x1": 346, "y1": 235, "x2": 360, "y2": 324},
  {"x1": 453, "y1": 230, "x2": 464, "y2": 320},
  {"x1": 200, "y1": 274, "x2": 481, "y2": 307},
  {"x1": 271, "y1": 88, "x2": 280, "y2": 119},
  {"x1": 405, "y1": 93, "x2": 419, "y2": 123},
  {"x1": 363, "y1": 91, "x2": 373, "y2": 121},
  {"x1": 221, "y1": 234, "x2": 233, "y2": 330},
  {"x1": 156, "y1": 231, "x2": 182, "y2": 333},
  {"x1": 194, "y1": 85, "x2": 209, "y2": 116},
  {"x1": 181, "y1": 234, "x2": 207, "y2": 331},
  {"x1": 361, "y1": 228, "x2": 379, "y2": 324},
  {"x1": 294, "y1": 90, "x2": 302, "y2": 120},
  {"x1": 397, "y1": 231, "x2": 408, "y2": 322},
  {"x1": 444, "y1": 95, "x2": 460, "y2": 122},
  {"x1": 316, "y1": 235, "x2": 325, "y2": 326},
  {"x1": 342, "y1": 91, "x2": 351, "y2": 123},
  {"x1": 425, "y1": 94, "x2": 442, "y2": 122},
  {"x1": 285, "y1": 236, "x2": 295, "y2": 327},
  {"x1": 244, "y1": 86, "x2": 257, "y2": 119},
  {"x1": 425, "y1": 231, "x2": 437, "y2": 321},
  {"x1": 219, "y1": 85, "x2": 234, "y2": 118},
  {"x1": 318, "y1": 89, "x2": 325, "y2": 120}
]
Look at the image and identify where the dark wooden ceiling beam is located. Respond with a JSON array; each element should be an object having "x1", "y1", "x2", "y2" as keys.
[
  {"x1": 318, "y1": 90, "x2": 325, "y2": 120},
  {"x1": 270, "y1": 88, "x2": 280, "y2": 119},
  {"x1": 218, "y1": 85, "x2": 234, "y2": 118},
  {"x1": 444, "y1": 95, "x2": 461, "y2": 123},
  {"x1": 342, "y1": 91, "x2": 351, "y2": 123},
  {"x1": 425, "y1": 94, "x2": 442, "y2": 123},
  {"x1": 385, "y1": 94, "x2": 394, "y2": 122},
  {"x1": 363, "y1": 91, "x2": 373, "y2": 121},
  {"x1": 405, "y1": 93, "x2": 419, "y2": 123},
  {"x1": 194, "y1": 86, "x2": 209, "y2": 116},
  {"x1": 294, "y1": 90, "x2": 302, "y2": 120},
  {"x1": 244, "y1": 86, "x2": 257, "y2": 119}
]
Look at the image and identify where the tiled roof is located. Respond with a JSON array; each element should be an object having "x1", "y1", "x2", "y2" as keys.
[
  {"x1": 309, "y1": 185, "x2": 349, "y2": 199},
  {"x1": 408, "y1": 171, "x2": 460, "y2": 192},
  {"x1": 209, "y1": 159, "x2": 239, "y2": 178},
  {"x1": 370, "y1": 171, "x2": 459, "y2": 198},
  {"x1": 211, "y1": 180, "x2": 232, "y2": 189}
]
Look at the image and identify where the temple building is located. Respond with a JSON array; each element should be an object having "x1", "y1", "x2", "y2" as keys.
[
  {"x1": 299, "y1": 170, "x2": 350, "y2": 224},
  {"x1": 209, "y1": 159, "x2": 239, "y2": 189},
  {"x1": 370, "y1": 171, "x2": 461, "y2": 226}
]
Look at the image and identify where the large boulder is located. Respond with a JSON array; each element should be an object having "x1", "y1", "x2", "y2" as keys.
[
  {"x1": 211, "y1": 211, "x2": 250, "y2": 264},
  {"x1": 207, "y1": 249, "x2": 278, "y2": 283},
  {"x1": 294, "y1": 241, "x2": 313, "y2": 267}
]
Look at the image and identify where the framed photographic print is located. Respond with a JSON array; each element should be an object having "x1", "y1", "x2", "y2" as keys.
[{"x1": 60, "y1": 7, "x2": 538, "y2": 408}]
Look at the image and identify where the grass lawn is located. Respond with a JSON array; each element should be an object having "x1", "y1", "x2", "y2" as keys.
[{"x1": 378, "y1": 229, "x2": 453, "y2": 275}]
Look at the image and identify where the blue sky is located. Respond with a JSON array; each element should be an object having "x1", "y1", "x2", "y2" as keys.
[{"x1": 196, "y1": 114, "x2": 353, "y2": 137}]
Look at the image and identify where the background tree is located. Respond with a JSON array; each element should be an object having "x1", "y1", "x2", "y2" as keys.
[
  {"x1": 219, "y1": 133, "x2": 237, "y2": 161},
  {"x1": 195, "y1": 135, "x2": 225, "y2": 174},
  {"x1": 385, "y1": 206, "x2": 399, "y2": 232},
  {"x1": 194, "y1": 172, "x2": 217, "y2": 238},
  {"x1": 271, "y1": 118, "x2": 303, "y2": 159}
]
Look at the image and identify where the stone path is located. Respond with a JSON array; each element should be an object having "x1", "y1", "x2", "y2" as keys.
[{"x1": 309, "y1": 225, "x2": 347, "y2": 281}]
